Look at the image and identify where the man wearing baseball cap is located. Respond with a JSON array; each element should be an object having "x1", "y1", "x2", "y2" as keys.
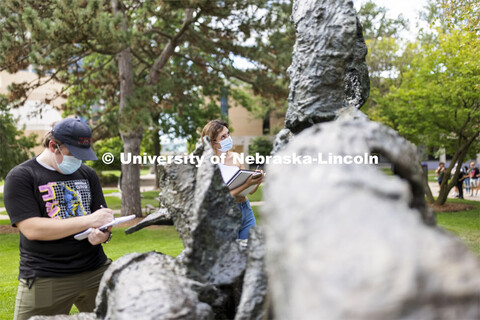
[{"x1": 4, "y1": 118, "x2": 114, "y2": 319}]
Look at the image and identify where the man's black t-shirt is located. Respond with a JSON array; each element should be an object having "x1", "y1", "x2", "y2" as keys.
[{"x1": 3, "y1": 157, "x2": 108, "y2": 279}]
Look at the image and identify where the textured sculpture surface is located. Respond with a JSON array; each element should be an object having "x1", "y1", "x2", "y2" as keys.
[
  {"x1": 263, "y1": 120, "x2": 480, "y2": 319},
  {"x1": 30, "y1": 1, "x2": 480, "y2": 320},
  {"x1": 274, "y1": 0, "x2": 370, "y2": 154}
]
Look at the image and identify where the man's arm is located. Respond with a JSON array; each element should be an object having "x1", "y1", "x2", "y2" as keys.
[{"x1": 17, "y1": 208, "x2": 113, "y2": 241}]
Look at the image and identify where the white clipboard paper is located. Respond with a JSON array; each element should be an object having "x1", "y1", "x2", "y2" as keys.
[{"x1": 74, "y1": 215, "x2": 136, "y2": 240}]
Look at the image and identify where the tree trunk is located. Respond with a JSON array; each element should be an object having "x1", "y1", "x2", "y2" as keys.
[
  {"x1": 121, "y1": 131, "x2": 143, "y2": 216},
  {"x1": 153, "y1": 112, "x2": 161, "y2": 190},
  {"x1": 424, "y1": 174, "x2": 435, "y2": 204},
  {"x1": 113, "y1": 0, "x2": 143, "y2": 217}
]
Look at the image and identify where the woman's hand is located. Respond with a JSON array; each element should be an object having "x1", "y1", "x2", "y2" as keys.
[
  {"x1": 230, "y1": 170, "x2": 264, "y2": 198},
  {"x1": 88, "y1": 226, "x2": 112, "y2": 245},
  {"x1": 245, "y1": 170, "x2": 264, "y2": 187}
]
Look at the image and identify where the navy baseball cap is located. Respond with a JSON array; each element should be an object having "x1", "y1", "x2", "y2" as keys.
[{"x1": 51, "y1": 118, "x2": 98, "y2": 160}]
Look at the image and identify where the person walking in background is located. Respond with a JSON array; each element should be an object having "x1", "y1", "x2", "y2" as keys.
[
  {"x1": 3, "y1": 118, "x2": 114, "y2": 320},
  {"x1": 455, "y1": 165, "x2": 466, "y2": 199},
  {"x1": 468, "y1": 162, "x2": 479, "y2": 196},
  {"x1": 435, "y1": 162, "x2": 446, "y2": 187},
  {"x1": 463, "y1": 165, "x2": 471, "y2": 195}
]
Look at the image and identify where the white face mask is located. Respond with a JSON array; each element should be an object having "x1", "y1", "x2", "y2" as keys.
[
  {"x1": 55, "y1": 147, "x2": 82, "y2": 174},
  {"x1": 217, "y1": 136, "x2": 233, "y2": 152}
]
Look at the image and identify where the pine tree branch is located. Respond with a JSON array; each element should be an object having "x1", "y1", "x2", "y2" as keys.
[
  {"x1": 146, "y1": 8, "x2": 201, "y2": 85},
  {"x1": 144, "y1": 28, "x2": 172, "y2": 40}
]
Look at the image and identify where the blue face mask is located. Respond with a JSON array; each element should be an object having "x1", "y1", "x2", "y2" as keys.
[
  {"x1": 217, "y1": 136, "x2": 233, "y2": 152},
  {"x1": 56, "y1": 147, "x2": 82, "y2": 174}
]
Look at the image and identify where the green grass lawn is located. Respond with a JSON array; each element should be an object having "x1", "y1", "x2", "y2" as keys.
[
  {"x1": 247, "y1": 184, "x2": 263, "y2": 202},
  {"x1": 0, "y1": 233, "x2": 19, "y2": 318},
  {"x1": 435, "y1": 199, "x2": 480, "y2": 255}
]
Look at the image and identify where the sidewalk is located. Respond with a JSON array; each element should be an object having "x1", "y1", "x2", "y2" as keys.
[{"x1": 428, "y1": 182, "x2": 480, "y2": 201}]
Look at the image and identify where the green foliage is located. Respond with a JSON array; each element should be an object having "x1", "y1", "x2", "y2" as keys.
[
  {"x1": 0, "y1": 0, "x2": 293, "y2": 138},
  {"x1": 374, "y1": 29, "x2": 480, "y2": 155},
  {"x1": 0, "y1": 96, "x2": 37, "y2": 180},
  {"x1": 97, "y1": 172, "x2": 119, "y2": 186},
  {"x1": 356, "y1": 1, "x2": 409, "y2": 115},
  {"x1": 423, "y1": 0, "x2": 480, "y2": 35},
  {"x1": 249, "y1": 137, "x2": 273, "y2": 158},
  {"x1": 358, "y1": 0, "x2": 408, "y2": 40},
  {"x1": 362, "y1": 0, "x2": 480, "y2": 204},
  {"x1": 86, "y1": 137, "x2": 123, "y2": 171}
]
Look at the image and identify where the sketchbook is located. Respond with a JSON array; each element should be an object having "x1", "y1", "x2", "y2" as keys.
[
  {"x1": 74, "y1": 215, "x2": 136, "y2": 240},
  {"x1": 218, "y1": 163, "x2": 261, "y2": 196}
]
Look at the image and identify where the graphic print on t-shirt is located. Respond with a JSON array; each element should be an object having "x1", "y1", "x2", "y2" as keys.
[{"x1": 38, "y1": 179, "x2": 91, "y2": 219}]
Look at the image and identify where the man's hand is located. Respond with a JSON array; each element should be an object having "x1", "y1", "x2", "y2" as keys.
[
  {"x1": 88, "y1": 226, "x2": 112, "y2": 245},
  {"x1": 18, "y1": 209, "x2": 113, "y2": 241},
  {"x1": 88, "y1": 208, "x2": 114, "y2": 228}
]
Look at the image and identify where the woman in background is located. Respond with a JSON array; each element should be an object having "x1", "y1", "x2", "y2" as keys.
[{"x1": 201, "y1": 119, "x2": 263, "y2": 239}]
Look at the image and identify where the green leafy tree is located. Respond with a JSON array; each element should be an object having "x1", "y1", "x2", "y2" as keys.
[
  {"x1": 356, "y1": 0, "x2": 409, "y2": 115},
  {"x1": 375, "y1": 29, "x2": 480, "y2": 205},
  {"x1": 0, "y1": 0, "x2": 293, "y2": 216},
  {"x1": 0, "y1": 95, "x2": 37, "y2": 179},
  {"x1": 358, "y1": 0, "x2": 479, "y2": 204}
]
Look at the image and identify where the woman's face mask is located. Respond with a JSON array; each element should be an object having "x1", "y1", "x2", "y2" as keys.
[
  {"x1": 216, "y1": 135, "x2": 233, "y2": 152},
  {"x1": 55, "y1": 146, "x2": 82, "y2": 174}
]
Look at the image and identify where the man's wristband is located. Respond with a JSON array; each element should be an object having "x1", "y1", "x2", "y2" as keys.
[{"x1": 103, "y1": 232, "x2": 113, "y2": 244}]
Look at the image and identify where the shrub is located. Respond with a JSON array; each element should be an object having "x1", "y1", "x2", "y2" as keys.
[
  {"x1": 97, "y1": 172, "x2": 119, "y2": 186},
  {"x1": 248, "y1": 137, "x2": 273, "y2": 167}
]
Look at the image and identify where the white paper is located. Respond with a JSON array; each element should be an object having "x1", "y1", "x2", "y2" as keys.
[{"x1": 218, "y1": 163, "x2": 239, "y2": 184}]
